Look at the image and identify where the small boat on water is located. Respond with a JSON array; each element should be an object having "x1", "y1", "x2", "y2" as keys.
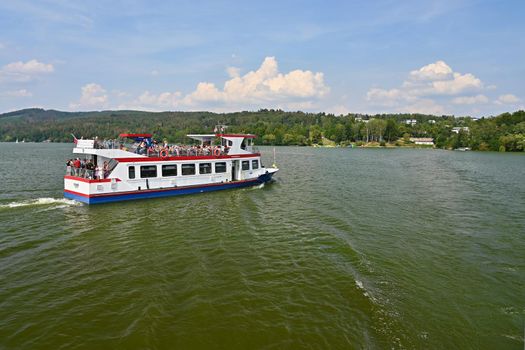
[{"x1": 64, "y1": 131, "x2": 278, "y2": 204}]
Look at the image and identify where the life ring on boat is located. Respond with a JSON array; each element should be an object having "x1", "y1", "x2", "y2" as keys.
[
  {"x1": 160, "y1": 149, "x2": 169, "y2": 158},
  {"x1": 213, "y1": 147, "x2": 221, "y2": 156}
]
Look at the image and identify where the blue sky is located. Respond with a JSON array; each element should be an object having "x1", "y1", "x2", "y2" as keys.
[{"x1": 0, "y1": 0, "x2": 524, "y2": 116}]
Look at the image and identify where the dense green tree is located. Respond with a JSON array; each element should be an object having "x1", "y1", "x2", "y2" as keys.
[
  {"x1": 309, "y1": 125, "x2": 323, "y2": 144},
  {"x1": 368, "y1": 119, "x2": 387, "y2": 142},
  {"x1": 384, "y1": 119, "x2": 399, "y2": 142}
]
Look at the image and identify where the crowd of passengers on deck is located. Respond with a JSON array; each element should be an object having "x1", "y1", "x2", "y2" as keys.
[
  {"x1": 89, "y1": 137, "x2": 229, "y2": 157},
  {"x1": 133, "y1": 141, "x2": 229, "y2": 157},
  {"x1": 66, "y1": 158, "x2": 110, "y2": 180}
]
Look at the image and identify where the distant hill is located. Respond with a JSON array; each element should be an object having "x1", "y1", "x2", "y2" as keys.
[{"x1": 0, "y1": 108, "x2": 523, "y2": 151}]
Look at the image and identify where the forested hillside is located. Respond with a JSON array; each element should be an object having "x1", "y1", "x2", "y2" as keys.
[{"x1": 1, "y1": 108, "x2": 524, "y2": 151}]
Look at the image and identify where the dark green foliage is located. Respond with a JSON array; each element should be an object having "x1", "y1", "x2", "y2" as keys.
[{"x1": 0, "y1": 108, "x2": 524, "y2": 151}]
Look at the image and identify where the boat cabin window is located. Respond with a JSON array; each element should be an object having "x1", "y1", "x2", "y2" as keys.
[
  {"x1": 252, "y1": 160, "x2": 259, "y2": 169},
  {"x1": 221, "y1": 139, "x2": 233, "y2": 147},
  {"x1": 162, "y1": 164, "x2": 177, "y2": 177},
  {"x1": 242, "y1": 160, "x2": 250, "y2": 170},
  {"x1": 181, "y1": 164, "x2": 196, "y2": 176},
  {"x1": 140, "y1": 165, "x2": 157, "y2": 178},
  {"x1": 199, "y1": 163, "x2": 212, "y2": 174},
  {"x1": 215, "y1": 162, "x2": 227, "y2": 173},
  {"x1": 128, "y1": 166, "x2": 135, "y2": 179}
]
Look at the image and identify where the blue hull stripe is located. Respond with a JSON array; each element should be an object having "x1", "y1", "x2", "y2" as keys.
[{"x1": 64, "y1": 173, "x2": 274, "y2": 204}]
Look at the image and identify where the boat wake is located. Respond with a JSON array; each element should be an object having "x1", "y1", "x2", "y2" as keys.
[{"x1": 0, "y1": 197, "x2": 82, "y2": 210}]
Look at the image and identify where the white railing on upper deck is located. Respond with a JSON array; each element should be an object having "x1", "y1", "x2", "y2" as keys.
[{"x1": 76, "y1": 138, "x2": 242, "y2": 157}]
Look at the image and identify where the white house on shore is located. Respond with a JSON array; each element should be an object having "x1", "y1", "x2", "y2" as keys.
[
  {"x1": 409, "y1": 137, "x2": 434, "y2": 145},
  {"x1": 355, "y1": 117, "x2": 370, "y2": 123},
  {"x1": 452, "y1": 127, "x2": 470, "y2": 134},
  {"x1": 405, "y1": 119, "x2": 417, "y2": 125}
]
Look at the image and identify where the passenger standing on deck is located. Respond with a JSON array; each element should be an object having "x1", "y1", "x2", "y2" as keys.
[
  {"x1": 85, "y1": 159, "x2": 94, "y2": 179},
  {"x1": 66, "y1": 159, "x2": 71, "y2": 175},
  {"x1": 73, "y1": 158, "x2": 81, "y2": 176},
  {"x1": 80, "y1": 159, "x2": 86, "y2": 178},
  {"x1": 94, "y1": 165, "x2": 102, "y2": 180}
]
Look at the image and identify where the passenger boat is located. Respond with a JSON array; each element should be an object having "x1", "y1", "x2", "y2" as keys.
[{"x1": 64, "y1": 132, "x2": 278, "y2": 204}]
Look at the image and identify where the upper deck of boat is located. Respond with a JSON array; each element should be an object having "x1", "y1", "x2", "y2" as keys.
[{"x1": 72, "y1": 132, "x2": 259, "y2": 159}]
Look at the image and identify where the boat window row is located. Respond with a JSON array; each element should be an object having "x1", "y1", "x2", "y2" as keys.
[
  {"x1": 128, "y1": 162, "x2": 228, "y2": 179},
  {"x1": 242, "y1": 160, "x2": 259, "y2": 171}
]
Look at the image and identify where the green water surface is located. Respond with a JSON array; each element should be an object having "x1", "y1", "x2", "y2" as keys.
[{"x1": 0, "y1": 143, "x2": 524, "y2": 349}]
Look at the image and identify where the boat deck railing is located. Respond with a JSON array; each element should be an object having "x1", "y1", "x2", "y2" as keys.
[
  {"x1": 79, "y1": 138, "x2": 260, "y2": 157},
  {"x1": 135, "y1": 146, "x2": 229, "y2": 157},
  {"x1": 84, "y1": 140, "x2": 233, "y2": 157},
  {"x1": 66, "y1": 168, "x2": 100, "y2": 179}
]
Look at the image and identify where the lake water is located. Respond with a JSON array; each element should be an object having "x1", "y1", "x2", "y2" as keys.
[{"x1": 0, "y1": 143, "x2": 524, "y2": 349}]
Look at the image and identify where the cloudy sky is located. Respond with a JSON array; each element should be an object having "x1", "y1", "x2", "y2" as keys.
[{"x1": 0, "y1": 0, "x2": 524, "y2": 116}]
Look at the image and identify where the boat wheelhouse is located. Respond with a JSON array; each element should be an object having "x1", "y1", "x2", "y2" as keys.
[{"x1": 64, "y1": 132, "x2": 278, "y2": 204}]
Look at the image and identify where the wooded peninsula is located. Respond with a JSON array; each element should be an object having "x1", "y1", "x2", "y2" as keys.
[{"x1": 1, "y1": 108, "x2": 524, "y2": 152}]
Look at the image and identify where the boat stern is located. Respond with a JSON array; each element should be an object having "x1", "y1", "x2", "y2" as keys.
[{"x1": 64, "y1": 176, "x2": 122, "y2": 204}]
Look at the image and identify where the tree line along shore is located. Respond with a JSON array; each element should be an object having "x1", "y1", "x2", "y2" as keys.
[{"x1": 0, "y1": 108, "x2": 524, "y2": 152}]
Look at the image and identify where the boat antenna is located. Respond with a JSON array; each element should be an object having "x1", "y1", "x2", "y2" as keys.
[{"x1": 272, "y1": 147, "x2": 277, "y2": 168}]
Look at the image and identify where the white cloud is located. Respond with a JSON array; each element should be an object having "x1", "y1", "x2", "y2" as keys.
[
  {"x1": 208, "y1": 57, "x2": 328, "y2": 106},
  {"x1": 3, "y1": 59, "x2": 54, "y2": 74},
  {"x1": 3, "y1": 89, "x2": 33, "y2": 97},
  {"x1": 495, "y1": 94, "x2": 520, "y2": 105},
  {"x1": 409, "y1": 60, "x2": 453, "y2": 81},
  {"x1": 0, "y1": 59, "x2": 54, "y2": 82},
  {"x1": 69, "y1": 83, "x2": 108, "y2": 110},
  {"x1": 150, "y1": 70, "x2": 159, "y2": 76},
  {"x1": 367, "y1": 60, "x2": 486, "y2": 114},
  {"x1": 265, "y1": 69, "x2": 328, "y2": 98},
  {"x1": 452, "y1": 94, "x2": 489, "y2": 105},
  {"x1": 431, "y1": 72, "x2": 482, "y2": 95},
  {"x1": 185, "y1": 82, "x2": 223, "y2": 103}
]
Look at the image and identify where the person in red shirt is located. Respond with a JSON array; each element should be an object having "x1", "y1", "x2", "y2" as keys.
[{"x1": 73, "y1": 158, "x2": 81, "y2": 176}]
